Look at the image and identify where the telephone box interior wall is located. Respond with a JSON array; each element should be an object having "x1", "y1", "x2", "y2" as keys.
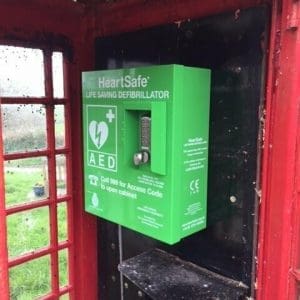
[{"x1": 95, "y1": 7, "x2": 268, "y2": 299}]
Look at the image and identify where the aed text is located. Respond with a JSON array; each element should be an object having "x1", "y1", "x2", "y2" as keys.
[{"x1": 88, "y1": 150, "x2": 117, "y2": 172}]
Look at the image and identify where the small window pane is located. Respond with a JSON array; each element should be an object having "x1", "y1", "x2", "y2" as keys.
[
  {"x1": 9, "y1": 256, "x2": 51, "y2": 299},
  {"x1": 60, "y1": 294, "x2": 70, "y2": 300},
  {"x1": 55, "y1": 105, "x2": 65, "y2": 148},
  {"x1": 58, "y1": 202, "x2": 68, "y2": 242},
  {"x1": 7, "y1": 207, "x2": 50, "y2": 258},
  {"x1": 4, "y1": 157, "x2": 49, "y2": 207},
  {"x1": 52, "y1": 52, "x2": 64, "y2": 98},
  {"x1": 59, "y1": 249, "x2": 69, "y2": 287},
  {"x1": 0, "y1": 45, "x2": 45, "y2": 97},
  {"x1": 2, "y1": 104, "x2": 47, "y2": 154},
  {"x1": 56, "y1": 154, "x2": 67, "y2": 196}
]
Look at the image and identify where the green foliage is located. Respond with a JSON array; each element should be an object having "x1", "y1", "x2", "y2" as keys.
[
  {"x1": 4, "y1": 132, "x2": 46, "y2": 154},
  {"x1": 4, "y1": 133, "x2": 65, "y2": 153},
  {"x1": 6, "y1": 157, "x2": 43, "y2": 168}
]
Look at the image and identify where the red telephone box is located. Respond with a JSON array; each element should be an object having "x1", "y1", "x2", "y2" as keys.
[{"x1": 0, "y1": 1, "x2": 299, "y2": 299}]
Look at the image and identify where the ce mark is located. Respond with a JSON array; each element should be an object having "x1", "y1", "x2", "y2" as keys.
[{"x1": 189, "y1": 179, "x2": 200, "y2": 194}]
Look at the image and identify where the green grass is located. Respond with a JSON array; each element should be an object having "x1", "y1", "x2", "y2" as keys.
[
  {"x1": 10, "y1": 256, "x2": 51, "y2": 299},
  {"x1": 7, "y1": 207, "x2": 50, "y2": 258},
  {"x1": 5, "y1": 171, "x2": 43, "y2": 207},
  {"x1": 5, "y1": 170, "x2": 69, "y2": 299}
]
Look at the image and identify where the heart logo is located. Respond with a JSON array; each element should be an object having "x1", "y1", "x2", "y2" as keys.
[{"x1": 89, "y1": 120, "x2": 109, "y2": 149}]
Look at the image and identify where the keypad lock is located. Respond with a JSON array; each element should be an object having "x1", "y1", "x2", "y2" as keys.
[{"x1": 133, "y1": 115, "x2": 151, "y2": 166}]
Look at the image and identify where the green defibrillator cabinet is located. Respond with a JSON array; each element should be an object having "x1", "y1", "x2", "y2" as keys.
[{"x1": 82, "y1": 64, "x2": 210, "y2": 244}]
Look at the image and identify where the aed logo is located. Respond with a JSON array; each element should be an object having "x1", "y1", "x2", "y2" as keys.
[
  {"x1": 98, "y1": 75, "x2": 149, "y2": 89},
  {"x1": 86, "y1": 105, "x2": 117, "y2": 172}
]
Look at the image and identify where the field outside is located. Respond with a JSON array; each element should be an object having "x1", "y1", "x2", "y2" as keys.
[{"x1": 5, "y1": 159, "x2": 68, "y2": 299}]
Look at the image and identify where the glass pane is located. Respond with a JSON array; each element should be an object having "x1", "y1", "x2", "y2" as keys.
[
  {"x1": 60, "y1": 294, "x2": 70, "y2": 300},
  {"x1": 2, "y1": 104, "x2": 47, "y2": 154},
  {"x1": 7, "y1": 207, "x2": 50, "y2": 258},
  {"x1": 52, "y1": 52, "x2": 64, "y2": 98},
  {"x1": 56, "y1": 155, "x2": 67, "y2": 196},
  {"x1": 0, "y1": 45, "x2": 45, "y2": 97},
  {"x1": 4, "y1": 157, "x2": 49, "y2": 207},
  {"x1": 9, "y1": 256, "x2": 51, "y2": 299},
  {"x1": 55, "y1": 105, "x2": 65, "y2": 148},
  {"x1": 59, "y1": 249, "x2": 69, "y2": 287},
  {"x1": 58, "y1": 202, "x2": 68, "y2": 242}
]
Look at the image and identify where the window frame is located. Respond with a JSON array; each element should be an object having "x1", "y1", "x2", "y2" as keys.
[{"x1": 0, "y1": 45, "x2": 74, "y2": 299}]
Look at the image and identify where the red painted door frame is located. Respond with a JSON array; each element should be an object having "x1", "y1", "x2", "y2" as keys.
[
  {"x1": 257, "y1": 0, "x2": 300, "y2": 299},
  {"x1": 0, "y1": 100, "x2": 9, "y2": 299}
]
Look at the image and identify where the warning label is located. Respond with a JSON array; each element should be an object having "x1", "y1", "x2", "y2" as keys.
[{"x1": 183, "y1": 137, "x2": 208, "y2": 172}]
